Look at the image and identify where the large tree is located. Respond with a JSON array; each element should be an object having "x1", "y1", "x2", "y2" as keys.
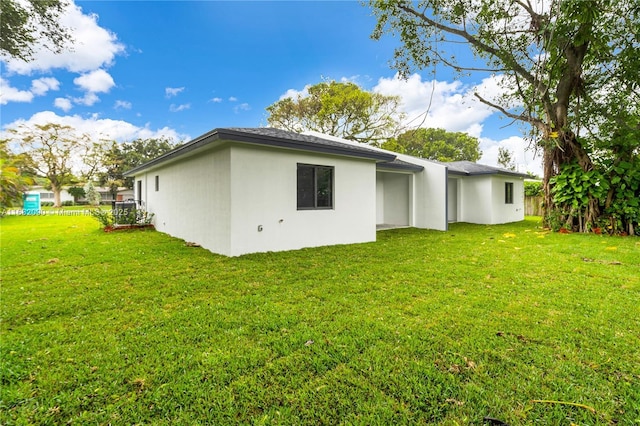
[
  {"x1": 0, "y1": 140, "x2": 34, "y2": 209},
  {"x1": 97, "y1": 138, "x2": 177, "y2": 197},
  {"x1": 370, "y1": 0, "x2": 639, "y2": 233},
  {"x1": 266, "y1": 80, "x2": 405, "y2": 145},
  {"x1": 0, "y1": 0, "x2": 72, "y2": 61},
  {"x1": 381, "y1": 128, "x2": 481, "y2": 162},
  {"x1": 11, "y1": 123, "x2": 95, "y2": 207}
]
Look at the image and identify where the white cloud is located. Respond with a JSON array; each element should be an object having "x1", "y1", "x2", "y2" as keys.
[
  {"x1": 0, "y1": 77, "x2": 60, "y2": 104},
  {"x1": 2, "y1": 111, "x2": 189, "y2": 143},
  {"x1": 74, "y1": 69, "x2": 115, "y2": 93},
  {"x1": 228, "y1": 96, "x2": 238, "y2": 102},
  {"x1": 165, "y1": 87, "x2": 184, "y2": 98},
  {"x1": 169, "y1": 103, "x2": 190, "y2": 112},
  {"x1": 1, "y1": 78, "x2": 35, "y2": 104},
  {"x1": 233, "y1": 103, "x2": 251, "y2": 113},
  {"x1": 1, "y1": 1, "x2": 125, "y2": 75},
  {"x1": 74, "y1": 92, "x2": 100, "y2": 106},
  {"x1": 479, "y1": 135, "x2": 543, "y2": 176},
  {"x1": 114, "y1": 100, "x2": 132, "y2": 109},
  {"x1": 373, "y1": 73, "x2": 541, "y2": 173},
  {"x1": 210, "y1": 97, "x2": 223, "y2": 103},
  {"x1": 373, "y1": 73, "x2": 500, "y2": 136},
  {"x1": 278, "y1": 86, "x2": 310, "y2": 101},
  {"x1": 54, "y1": 97, "x2": 73, "y2": 112},
  {"x1": 30, "y1": 77, "x2": 60, "y2": 95}
]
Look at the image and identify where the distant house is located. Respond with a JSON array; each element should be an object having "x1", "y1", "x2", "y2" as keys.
[
  {"x1": 125, "y1": 128, "x2": 528, "y2": 256},
  {"x1": 26, "y1": 186, "x2": 75, "y2": 204},
  {"x1": 26, "y1": 186, "x2": 133, "y2": 204}
]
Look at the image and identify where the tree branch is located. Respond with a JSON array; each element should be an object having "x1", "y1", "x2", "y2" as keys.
[
  {"x1": 398, "y1": 3, "x2": 538, "y2": 85},
  {"x1": 474, "y1": 92, "x2": 546, "y2": 132}
]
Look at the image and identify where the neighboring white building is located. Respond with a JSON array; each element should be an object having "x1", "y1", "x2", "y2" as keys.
[
  {"x1": 125, "y1": 128, "x2": 528, "y2": 257},
  {"x1": 26, "y1": 186, "x2": 75, "y2": 204},
  {"x1": 26, "y1": 186, "x2": 134, "y2": 204}
]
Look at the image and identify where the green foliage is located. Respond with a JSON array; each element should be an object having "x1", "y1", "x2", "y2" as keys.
[
  {"x1": 114, "y1": 208, "x2": 154, "y2": 225},
  {"x1": 98, "y1": 138, "x2": 177, "y2": 190},
  {"x1": 497, "y1": 147, "x2": 516, "y2": 170},
  {"x1": 0, "y1": 0, "x2": 72, "y2": 61},
  {"x1": 266, "y1": 80, "x2": 404, "y2": 144},
  {"x1": 368, "y1": 0, "x2": 639, "y2": 233},
  {"x1": 601, "y1": 156, "x2": 640, "y2": 235},
  {"x1": 549, "y1": 158, "x2": 640, "y2": 234},
  {"x1": 1, "y1": 215, "x2": 638, "y2": 424},
  {"x1": 90, "y1": 206, "x2": 154, "y2": 228},
  {"x1": 83, "y1": 181, "x2": 101, "y2": 206},
  {"x1": 524, "y1": 181, "x2": 543, "y2": 197},
  {"x1": 89, "y1": 208, "x2": 114, "y2": 228},
  {"x1": 381, "y1": 127, "x2": 481, "y2": 161},
  {"x1": 8, "y1": 123, "x2": 93, "y2": 207},
  {"x1": 0, "y1": 140, "x2": 34, "y2": 208},
  {"x1": 67, "y1": 185, "x2": 85, "y2": 202}
]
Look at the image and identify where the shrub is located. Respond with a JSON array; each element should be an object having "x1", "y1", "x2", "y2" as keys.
[
  {"x1": 524, "y1": 181, "x2": 543, "y2": 197},
  {"x1": 90, "y1": 207, "x2": 154, "y2": 228},
  {"x1": 61, "y1": 200, "x2": 74, "y2": 206},
  {"x1": 90, "y1": 209, "x2": 114, "y2": 228}
]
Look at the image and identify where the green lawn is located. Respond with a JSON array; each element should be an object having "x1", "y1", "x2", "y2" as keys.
[{"x1": 1, "y1": 215, "x2": 638, "y2": 425}]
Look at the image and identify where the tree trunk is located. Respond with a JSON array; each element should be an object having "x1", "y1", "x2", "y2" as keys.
[
  {"x1": 51, "y1": 184, "x2": 62, "y2": 208},
  {"x1": 543, "y1": 131, "x2": 599, "y2": 231}
]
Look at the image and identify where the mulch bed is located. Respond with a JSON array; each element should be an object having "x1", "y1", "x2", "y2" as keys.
[{"x1": 103, "y1": 224, "x2": 155, "y2": 232}]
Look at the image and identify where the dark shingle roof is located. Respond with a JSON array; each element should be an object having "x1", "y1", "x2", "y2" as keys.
[
  {"x1": 446, "y1": 160, "x2": 530, "y2": 178},
  {"x1": 124, "y1": 127, "x2": 396, "y2": 176},
  {"x1": 377, "y1": 158, "x2": 424, "y2": 172}
]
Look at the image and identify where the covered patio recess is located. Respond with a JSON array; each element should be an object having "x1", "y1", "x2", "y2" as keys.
[{"x1": 375, "y1": 159, "x2": 424, "y2": 230}]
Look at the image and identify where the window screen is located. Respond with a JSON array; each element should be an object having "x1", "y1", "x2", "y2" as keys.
[{"x1": 297, "y1": 164, "x2": 334, "y2": 209}]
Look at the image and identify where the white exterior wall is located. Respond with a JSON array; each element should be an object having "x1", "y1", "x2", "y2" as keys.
[
  {"x1": 376, "y1": 171, "x2": 411, "y2": 226},
  {"x1": 136, "y1": 146, "x2": 233, "y2": 255},
  {"x1": 376, "y1": 173, "x2": 384, "y2": 223},
  {"x1": 227, "y1": 145, "x2": 377, "y2": 256},
  {"x1": 490, "y1": 176, "x2": 525, "y2": 224},
  {"x1": 458, "y1": 175, "x2": 493, "y2": 224},
  {"x1": 133, "y1": 143, "x2": 378, "y2": 257},
  {"x1": 406, "y1": 157, "x2": 448, "y2": 231},
  {"x1": 457, "y1": 175, "x2": 525, "y2": 224},
  {"x1": 447, "y1": 178, "x2": 460, "y2": 222}
]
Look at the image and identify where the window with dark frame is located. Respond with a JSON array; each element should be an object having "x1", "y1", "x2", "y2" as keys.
[
  {"x1": 155, "y1": 175, "x2": 159, "y2": 192},
  {"x1": 137, "y1": 180, "x2": 142, "y2": 202},
  {"x1": 297, "y1": 164, "x2": 334, "y2": 210},
  {"x1": 505, "y1": 182, "x2": 514, "y2": 204}
]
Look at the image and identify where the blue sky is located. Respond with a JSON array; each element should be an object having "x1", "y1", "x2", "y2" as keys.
[{"x1": 1, "y1": 1, "x2": 542, "y2": 174}]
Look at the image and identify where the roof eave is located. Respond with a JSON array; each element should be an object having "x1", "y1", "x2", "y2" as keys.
[
  {"x1": 377, "y1": 162, "x2": 424, "y2": 172},
  {"x1": 217, "y1": 128, "x2": 396, "y2": 162},
  {"x1": 124, "y1": 128, "x2": 396, "y2": 177},
  {"x1": 124, "y1": 129, "x2": 222, "y2": 177}
]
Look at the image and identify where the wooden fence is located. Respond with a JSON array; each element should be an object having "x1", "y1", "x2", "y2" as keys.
[{"x1": 525, "y1": 196, "x2": 544, "y2": 216}]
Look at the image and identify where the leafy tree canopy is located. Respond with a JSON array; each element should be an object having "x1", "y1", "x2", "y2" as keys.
[
  {"x1": 8, "y1": 123, "x2": 100, "y2": 207},
  {"x1": 497, "y1": 147, "x2": 516, "y2": 171},
  {"x1": 266, "y1": 80, "x2": 405, "y2": 145},
  {"x1": 0, "y1": 0, "x2": 72, "y2": 61},
  {"x1": 369, "y1": 0, "x2": 639, "y2": 233},
  {"x1": 98, "y1": 138, "x2": 177, "y2": 193},
  {"x1": 381, "y1": 128, "x2": 481, "y2": 162},
  {"x1": 0, "y1": 140, "x2": 34, "y2": 209}
]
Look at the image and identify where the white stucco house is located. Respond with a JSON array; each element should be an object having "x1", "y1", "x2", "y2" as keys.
[{"x1": 124, "y1": 127, "x2": 528, "y2": 256}]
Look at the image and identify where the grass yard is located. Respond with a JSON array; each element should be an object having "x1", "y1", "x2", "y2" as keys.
[{"x1": 1, "y1": 215, "x2": 638, "y2": 425}]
